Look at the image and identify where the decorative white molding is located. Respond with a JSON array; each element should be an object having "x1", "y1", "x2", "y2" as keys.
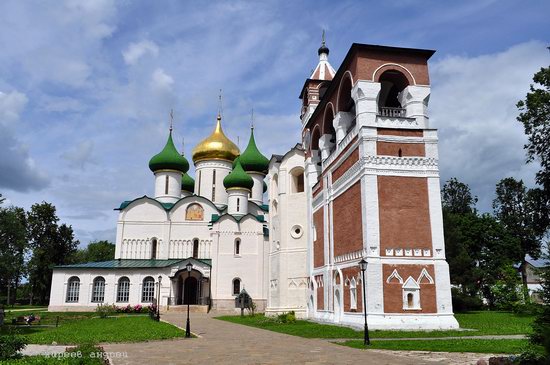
[
  {"x1": 418, "y1": 268, "x2": 435, "y2": 284},
  {"x1": 386, "y1": 269, "x2": 403, "y2": 284}
]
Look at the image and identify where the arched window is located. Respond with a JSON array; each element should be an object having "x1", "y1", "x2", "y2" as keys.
[
  {"x1": 378, "y1": 69, "x2": 409, "y2": 116},
  {"x1": 151, "y1": 238, "x2": 157, "y2": 259},
  {"x1": 142, "y1": 276, "x2": 155, "y2": 303},
  {"x1": 290, "y1": 168, "x2": 305, "y2": 193},
  {"x1": 235, "y1": 238, "x2": 241, "y2": 256},
  {"x1": 350, "y1": 278, "x2": 357, "y2": 311},
  {"x1": 237, "y1": 198, "x2": 240, "y2": 212},
  {"x1": 233, "y1": 278, "x2": 241, "y2": 295},
  {"x1": 407, "y1": 293, "x2": 414, "y2": 308},
  {"x1": 66, "y1": 276, "x2": 80, "y2": 303},
  {"x1": 117, "y1": 277, "x2": 130, "y2": 303},
  {"x1": 165, "y1": 175, "x2": 169, "y2": 195},
  {"x1": 91, "y1": 276, "x2": 105, "y2": 303},
  {"x1": 398, "y1": 148, "x2": 403, "y2": 157},
  {"x1": 192, "y1": 239, "x2": 199, "y2": 258}
]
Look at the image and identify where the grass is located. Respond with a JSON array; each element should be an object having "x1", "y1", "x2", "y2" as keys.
[
  {"x1": 216, "y1": 311, "x2": 535, "y2": 339},
  {"x1": 0, "y1": 313, "x2": 184, "y2": 345},
  {"x1": 340, "y1": 338, "x2": 534, "y2": 354}
]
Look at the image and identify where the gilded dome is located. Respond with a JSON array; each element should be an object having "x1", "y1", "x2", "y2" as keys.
[{"x1": 192, "y1": 115, "x2": 240, "y2": 163}]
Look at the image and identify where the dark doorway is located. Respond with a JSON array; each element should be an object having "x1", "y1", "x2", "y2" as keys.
[{"x1": 184, "y1": 277, "x2": 198, "y2": 304}]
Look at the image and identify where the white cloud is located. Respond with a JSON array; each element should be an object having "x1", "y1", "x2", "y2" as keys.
[
  {"x1": 122, "y1": 40, "x2": 159, "y2": 65},
  {"x1": 61, "y1": 140, "x2": 96, "y2": 169},
  {"x1": 0, "y1": 91, "x2": 28, "y2": 126},
  {"x1": 151, "y1": 68, "x2": 174, "y2": 91},
  {"x1": 430, "y1": 41, "x2": 548, "y2": 211}
]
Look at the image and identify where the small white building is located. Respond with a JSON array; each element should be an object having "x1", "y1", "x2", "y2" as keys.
[{"x1": 49, "y1": 114, "x2": 270, "y2": 312}]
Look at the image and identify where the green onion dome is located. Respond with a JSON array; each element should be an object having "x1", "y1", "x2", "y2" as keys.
[
  {"x1": 223, "y1": 158, "x2": 254, "y2": 190},
  {"x1": 149, "y1": 132, "x2": 189, "y2": 173},
  {"x1": 239, "y1": 128, "x2": 269, "y2": 174},
  {"x1": 263, "y1": 180, "x2": 267, "y2": 193},
  {"x1": 181, "y1": 173, "x2": 195, "y2": 192}
]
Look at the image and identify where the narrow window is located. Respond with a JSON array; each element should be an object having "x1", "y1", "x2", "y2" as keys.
[
  {"x1": 212, "y1": 169, "x2": 216, "y2": 200},
  {"x1": 398, "y1": 148, "x2": 403, "y2": 157},
  {"x1": 407, "y1": 293, "x2": 414, "y2": 308},
  {"x1": 165, "y1": 175, "x2": 169, "y2": 194},
  {"x1": 66, "y1": 276, "x2": 80, "y2": 303},
  {"x1": 233, "y1": 278, "x2": 241, "y2": 295},
  {"x1": 151, "y1": 239, "x2": 157, "y2": 259},
  {"x1": 193, "y1": 239, "x2": 199, "y2": 258},
  {"x1": 235, "y1": 239, "x2": 241, "y2": 255},
  {"x1": 350, "y1": 279, "x2": 357, "y2": 311},
  {"x1": 237, "y1": 198, "x2": 240, "y2": 212},
  {"x1": 142, "y1": 276, "x2": 155, "y2": 302},
  {"x1": 117, "y1": 277, "x2": 130, "y2": 302},
  {"x1": 92, "y1": 277, "x2": 106, "y2": 303},
  {"x1": 198, "y1": 171, "x2": 201, "y2": 195}
]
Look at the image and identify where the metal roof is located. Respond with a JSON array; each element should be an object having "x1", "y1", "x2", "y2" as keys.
[{"x1": 54, "y1": 259, "x2": 212, "y2": 269}]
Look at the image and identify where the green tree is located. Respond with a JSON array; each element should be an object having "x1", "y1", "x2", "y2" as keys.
[
  {"x1": 27, "y1": 202, "x2": 79, "y2": 304},
  {"x1": 517, "y1": 65, "x2": 550, "y2": 197},
  {"x1": 72, "y1": 240, "x2": 115, "y2": 263},
  {"x1": 531, "y1": 249, "x2": 550, "y2": 360},
  {"x1": 493, "y1": 177, "x2": 549, "y2": 300},
  {"x1": 0, "y1": 194, "x2": 5, "y2": 205},
  {"x1": 0, "y1": 206, "x2": 27, "y2": 305},
  {"x1": 441, "y1": 177, "x2": 478, "y2": 214}
]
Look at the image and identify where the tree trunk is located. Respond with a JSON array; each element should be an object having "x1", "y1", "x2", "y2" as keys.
[{"x1": 520, "y1": 260, "x2": 529, "y2": 302}]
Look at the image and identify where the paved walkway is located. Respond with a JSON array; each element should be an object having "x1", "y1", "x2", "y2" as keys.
[
  {"x1": 103, "y1": 313, "x2": 497, "y2": 365},
  {"x1": 21, "y1": 344, "x2": 70, "y2": 356}
]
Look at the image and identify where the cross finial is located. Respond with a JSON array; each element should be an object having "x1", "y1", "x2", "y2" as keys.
[
  {"x1": 169, "y1": 109, "x2": 174, "y2": 133},
  {"x1": 181, "y1": 138, "x2": 185, "y2": 156},
  {"x1": 251, "y1": 108, "x2": 254, "y2": 130},
  {"x1": 218, "y1": 89, "x2": 223, "y2": 119},
  {"x1": 322, "y1": 29, "x2": 326, "y2": 46}
]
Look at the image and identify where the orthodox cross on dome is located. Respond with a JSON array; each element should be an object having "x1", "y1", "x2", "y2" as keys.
[
  {"x1": 310, "y1": 30, "x2": 335, "y2": 81},
  {"x1": 217, "y1": 89, "x2": 223, "y2": 119},
  {"x1": 181, "y1": 138, "x2": 185, "y2": 156},
  {"x1": 250, "y1": 108, "x2": 255, "y2": 130},
  {"x1": 169, "y1": 108, "x2": 174, "y2": 133}
]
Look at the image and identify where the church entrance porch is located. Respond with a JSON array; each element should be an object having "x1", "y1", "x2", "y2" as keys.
[{"x1": 171, "y1": 268, "x2": 210, "y2": 306}]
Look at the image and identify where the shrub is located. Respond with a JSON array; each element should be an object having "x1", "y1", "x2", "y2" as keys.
[
  {"x1": 95, "y1": 304, "x2": 116, "y2": 319},
  {"x1": 276, "y1": 311, "x2": 296, "y2": 324},
  {"x1": 0, "y1": 327, "x2": 27, "y2": 360},
  {"x1": 451, "y1": 288, "x2": 484, "y2": 312}
]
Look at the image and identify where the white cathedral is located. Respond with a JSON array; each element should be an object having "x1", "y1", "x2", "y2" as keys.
[{"x1": 49, "y1": 38, "x2": 459, "y2": 330}]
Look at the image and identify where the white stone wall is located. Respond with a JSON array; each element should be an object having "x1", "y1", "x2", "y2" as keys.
[
  {"x1": 48, "y1": 268, "x2": 171, "y2": 311},
  {"x1": 266, "y1": 149, "x2": 309, "y2": 317},
  {"x1": 194, "y1": 160, "x2": 232, "y2": 206}
]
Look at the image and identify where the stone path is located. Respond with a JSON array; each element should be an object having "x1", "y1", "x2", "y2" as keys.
[
  {"x1": 329, "y1": 334, "x2": 527, "y2": 342},
  {"x1": 21, "y1": 344, "x2": 70, "y2": 356},
  {"x1": 103, "y1": 313, "x2": 499, "y2": 365}
]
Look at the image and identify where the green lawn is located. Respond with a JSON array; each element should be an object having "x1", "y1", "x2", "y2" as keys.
[
  {"x1": 1, "y1": 314, "x2": 184, "y2": 345},
  {"x1": 341, "y1": 338, "x2": 533, "y2": 354},
  {"x1": 216, "y1": 311, "x2": 534, "y2": 339}
]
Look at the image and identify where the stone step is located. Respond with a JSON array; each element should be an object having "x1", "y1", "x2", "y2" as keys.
[{"x1": 163, "y1": 305, "x2": 209, "y2": 313}]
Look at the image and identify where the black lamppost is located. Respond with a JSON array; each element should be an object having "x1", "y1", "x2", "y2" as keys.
[
  {"x1": 358, "y1": 258, "x2": 370, "y2": 345},
  {"x1": 156, "y1": 275, "x2": 162, "y2": 321},
  {"x1": 185, "y1": 262, "x2": 193, "y2": 338}
]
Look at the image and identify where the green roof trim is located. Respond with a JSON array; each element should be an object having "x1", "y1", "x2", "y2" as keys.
[
  {"x1": 115, "y1": 195, "x2": 225, "y2": 213},
  {"x1": 239, "y1": 128, "x2": 269, "y2": 174},
  {"x1": 181, "y1": 173, "x2": 195, "y2": 192},
  {"x1": 54, "y1": 259, "x2": 212, "y2": 269},
  {"x1": 223, "y1": 158, "x2": 254, "y2": 190},
  {"x1": 209, "y1": 212, "x2": 265, "y2": 223},
  {"x1": 149, "y1": 132, "x2": 190, "y2": 173}
]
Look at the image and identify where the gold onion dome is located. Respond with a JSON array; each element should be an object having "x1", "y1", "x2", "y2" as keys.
[{"x1": 192, "y1": 114, "x2": 240, "y2": 163}]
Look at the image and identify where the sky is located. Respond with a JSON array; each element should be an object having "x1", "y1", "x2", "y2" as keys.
[{"x1": 0, "y1": 0, "x2": 548, "y2": 247}]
